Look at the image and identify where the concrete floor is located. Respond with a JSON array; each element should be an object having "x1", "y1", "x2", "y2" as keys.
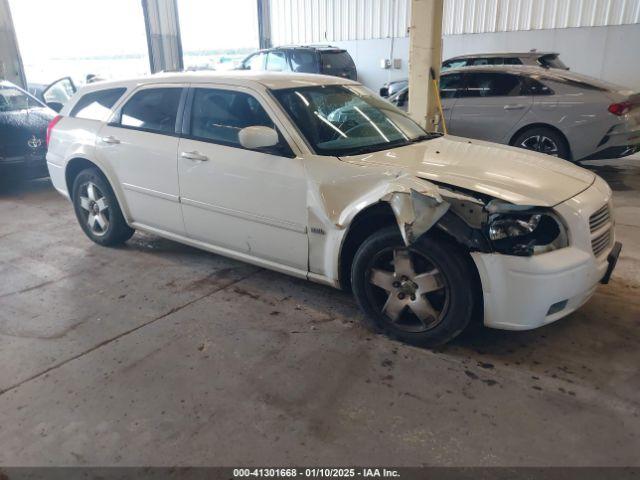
[{"x1": 0, "y1": 156, "x2": 639, "y2": 467}]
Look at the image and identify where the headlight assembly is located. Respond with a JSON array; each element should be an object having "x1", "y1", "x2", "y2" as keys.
[{"x1": 486, "y1": 212, "x2": 568, "y2": 256}]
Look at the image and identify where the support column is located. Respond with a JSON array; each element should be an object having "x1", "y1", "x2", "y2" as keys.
[
  {"x1": 0, "y1": 0, "x2": 27, "y2": 88},
  {"x1": 407, "y1": 0, "x2": 444, "y2": 131},
  {"x1": 141, "y1": 0, "x2": 184, "y2": 73},
  {"x1": 257, "y1": 0, "x2": 272, "y2": 50}
]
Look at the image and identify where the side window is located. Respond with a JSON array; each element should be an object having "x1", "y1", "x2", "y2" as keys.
[
  {"x1": 470, "y1": 58, "x2": 490, "y2": 66},
  {"x1": 70, "y1": 88, "x2": 126, "y2": 121},
  {"x1": 443, "y1": 59, "x2": 468, "y2": 70},
  {"x1": 189, "y1": 88, "x2": 276, "y2": 148},
  {"x1": 245, "y1": 52, "x2": 266, "y2": 70},
  {"x1": 439, "y1": 73, "x2": 466, "y2": 99},
  {"x1": 504, "y1": 57, "x2": 523, "y2": 65},
  {"x1": 119, "y1": 88, "x2": 182, "y2": 134},
  {"x1": 266, "y1": 51, "x2": 288, "y2": 71},
  {"x1": 523, "y1": 77, "x2": 554, "y2": 96},
  {"x1": 290, "y1": 50, "x2": 317, "y2": 73},
  {"x1": 463, "y1": 73, "x2": 522, "y2": 98}
]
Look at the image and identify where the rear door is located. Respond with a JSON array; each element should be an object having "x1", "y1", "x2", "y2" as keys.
[
  {"x1": 448, "y1": 72, "x2": 532, "y2": 143},
  {"x1": 96, "y1": 85, "x2": 186, "y2": 234}
]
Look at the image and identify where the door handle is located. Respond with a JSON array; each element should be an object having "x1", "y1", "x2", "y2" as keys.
[
  {"x1": 504, "y1": 104, "x2": 526, "y2": 110},
  {"x1": 180, "y1": 151, "x2": 209, "y2": 161},
  {"x1": 101, "y1": 135, "x2": 120, "y2": 144}
]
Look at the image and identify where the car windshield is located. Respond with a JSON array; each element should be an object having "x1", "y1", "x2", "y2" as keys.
[
  {"x1": 272, "y1": 85, "x2": 432, "y2": 156},
  {"x1": 0, "y1": 84, "x2": 37, "y2": 112}
]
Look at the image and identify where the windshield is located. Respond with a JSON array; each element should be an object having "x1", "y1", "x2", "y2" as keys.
[
  {"x1": 272, "y1": 85, "x2": 431, "y2": 156},
  {"x1": 0, "y1": 84, "x2": 39, "y2": 112}
]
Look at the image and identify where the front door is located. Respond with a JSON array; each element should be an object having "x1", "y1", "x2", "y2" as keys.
[
  {"x1": 448, "y1": 72, "x2": 532, "y2": 143},
  {"x1": 177, "y1": 86, "x2": 308, "y2": 270},
  {"x1": 96, "y1": 85, "x2": 185, "y2": 234}
]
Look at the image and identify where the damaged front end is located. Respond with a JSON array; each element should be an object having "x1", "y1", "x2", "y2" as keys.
[{"x1": 434, "y1": 184, "x2": 569, "y2": 257}]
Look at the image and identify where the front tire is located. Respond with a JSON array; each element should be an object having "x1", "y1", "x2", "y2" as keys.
[
  {"x1": 511, "y1": 126, "x2": 570, "y2": 160},
  {"x1": 71, "y1": 168, "x2": 134, "y2": 246},
  {"x1": 351, "y1": 227, "x2": 476, "y2": 347}
]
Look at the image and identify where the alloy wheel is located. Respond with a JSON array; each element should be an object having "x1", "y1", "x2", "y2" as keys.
[
  {"x1": 365, "y1": 247, "x2": 449, "y2": 333},
  {"x1": 78, "y1": 182, "x2": 110, "y2": 236},
  {"x1": 520, "y1": 135, "x2": 559, "y2": 156}
]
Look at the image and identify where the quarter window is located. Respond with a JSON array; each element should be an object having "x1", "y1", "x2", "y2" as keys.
[
  {"x1": 70, "y1": 88, "x2": 126, "y2": 121},
  {"x1": 189, "y1": 88, "x2": 275, "y2": 148},
  {"x1": 119, "y1": 88, "x2": 182, "y2": 134},
  {"x1": 463, "y1": 73, "x2": 522, "y2": 97}
]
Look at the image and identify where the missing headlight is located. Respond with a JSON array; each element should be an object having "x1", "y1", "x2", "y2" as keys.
[{"x1": 487, "y1": 212, "x2": 566, "y2": 256}]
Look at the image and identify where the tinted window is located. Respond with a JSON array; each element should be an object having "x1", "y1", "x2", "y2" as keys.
[
  {"x1": 266, "y1": 51, "x2": 288, "y2": 71},
  {"x1": 290, "y1": 50, "x2": 317, "y2": 73},
  {"x1": 245, "y1": 53, "x2": 265, "y2": 70},
  {"x1": 522, "y1": 77, "x2": 554, "y2": 96},
  {"x1": 320, "y1": 51, "x2": 355, "y2": 72},
  {"x1": 439, "y1": 74, "x2": 466, "y2": 99},
  {"x1": 190, "y1": 88, "x2": 275, "y2": 147},
  {"x1": 538, "y1": 54, "x2": 568, "y2": 70},
  {"x1": 120, "y1": 88, "x2": 182, "y2": 134},
  {"x1": 463, "y1": 73, "x2": 522, "y2": 97},
  {"x1": 504, "y1": 57, "x2": 523, "y2": 65},
  {"x1": 70, "y1": 88, "x2": 126, "y2": 121},
  {"x1": 0, "y1": 84, "x2": 36, "y2": 112}
]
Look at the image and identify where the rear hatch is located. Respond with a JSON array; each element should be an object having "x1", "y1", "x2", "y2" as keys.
[{"x1": 320, "y1": 50, "x2": 357, "y2": 80}]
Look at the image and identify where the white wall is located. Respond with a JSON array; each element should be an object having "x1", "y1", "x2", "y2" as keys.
[{"x1": 333, "y1": 23, "x2": 640, "y2": 92}]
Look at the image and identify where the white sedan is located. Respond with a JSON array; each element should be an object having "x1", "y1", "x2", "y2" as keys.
[{"x1": 45, "y1": 71, "x2": 621, "y2": 346}]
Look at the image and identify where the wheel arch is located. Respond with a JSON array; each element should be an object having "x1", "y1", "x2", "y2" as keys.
[
  {"x1": 64, "y1": 157, "x2": 132, "y2": 223},
  {"x1": 508, "y1": 123, "x2": 573, "y2": 161}
]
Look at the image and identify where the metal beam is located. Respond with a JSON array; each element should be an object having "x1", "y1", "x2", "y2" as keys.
[
  {"x1": 257, "y1": 0, "x2": 272, "y2": 50},
  {"x1": 0, "y1": 0, "x2": 27, "y2": 88},
  {"x1": 407, "y1": 0, "x2": 444, "y2": 131},
  {"x1": 141, "y1": 0, "x2": 184, "y2": 73}
]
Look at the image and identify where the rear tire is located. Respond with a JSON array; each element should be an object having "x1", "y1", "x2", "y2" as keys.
[
  {"x1": 511, "y1": 126, "x2": 570, "y2": 160},
  {"x1": 351, "y1": 227, "x2": 476, "y2": 347},
  {"x1": 71, "y1": 168, "x2": 134, "y2": 246}
]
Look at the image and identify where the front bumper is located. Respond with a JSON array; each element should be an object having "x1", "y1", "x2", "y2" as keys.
[{"x1": 472, "y1": 176, "x2": 619, "y2": 330}]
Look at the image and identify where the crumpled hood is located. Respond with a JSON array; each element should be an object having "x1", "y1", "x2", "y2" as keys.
[{"x1": 341, "y1": 135, "x2": 596, "y2": 206}]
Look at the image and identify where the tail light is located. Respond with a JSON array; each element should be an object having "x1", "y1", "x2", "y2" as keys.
[
  {"x1": 46, "y1": 115, "x2": 62, "y2": 146},
  {"x1": 608, "y1": 101, "x2": 632, "y2": 116}
]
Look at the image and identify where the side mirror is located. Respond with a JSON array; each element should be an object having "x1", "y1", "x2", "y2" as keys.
[
  {"x1": 46, "y1": 101, "x2": 64, "y2": 113},
  {"x1": 239, "y1": 126, "x2": 279, "y2": 150},
  {"x1": 379, "y1": 86, "x2": 389, "y2": 97}
]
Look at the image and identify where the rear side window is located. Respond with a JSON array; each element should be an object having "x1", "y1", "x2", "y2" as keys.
[
  {"x1": 266, "y1": 51, "x2": 288, "y2": 71},
  {"x1": 119, "y1": 88, "x2": 182, "y2": 134},
  {"x1": 439, "y1": 73, "x2": 466, "y2": 99},
  {"x1": 320, "y1": 51, "x2": 355, "y2": 72},
  {"x1": 189, "y1": 88, "x2": 275, "y2": 147},
  {"x1": 463, "y1": 73, "x2": 522, "y2": 97},
  {"x1": 70, "y1": 88, "x2": 126, "y2": 121},
  {"x1": 290, "y1": 50, "x2": 317, "y2": 73}
]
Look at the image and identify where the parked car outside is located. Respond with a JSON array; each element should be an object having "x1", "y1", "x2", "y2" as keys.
[
  {"x1": 388, "y1": 66, "x2": 640, "y2": 161},
  {"x1": 237, "y1": 45, "x2": 357, "y2": 81},
  {"x1": 0, "y1": 80, "x2": 56, "y2": 180},
  {"x1": 381, "y1": 51, "x2": 569, "y2": 98},
  {"x1": 46, "y1": 71, "x2": 620, "y2": 346}
]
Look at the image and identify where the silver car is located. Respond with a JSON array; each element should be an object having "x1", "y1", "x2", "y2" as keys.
[{"x1": 389, "y1": 66, "x2": 640, "y2": 161}]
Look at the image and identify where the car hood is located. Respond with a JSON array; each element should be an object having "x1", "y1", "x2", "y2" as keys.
[{"x1": 340, "y1": 135, "x2": 596, "y2": 206}]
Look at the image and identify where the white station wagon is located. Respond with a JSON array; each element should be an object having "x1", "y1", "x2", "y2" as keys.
[{"x1": 46, "y1": 72, "x2": 621, "y2": 346}]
